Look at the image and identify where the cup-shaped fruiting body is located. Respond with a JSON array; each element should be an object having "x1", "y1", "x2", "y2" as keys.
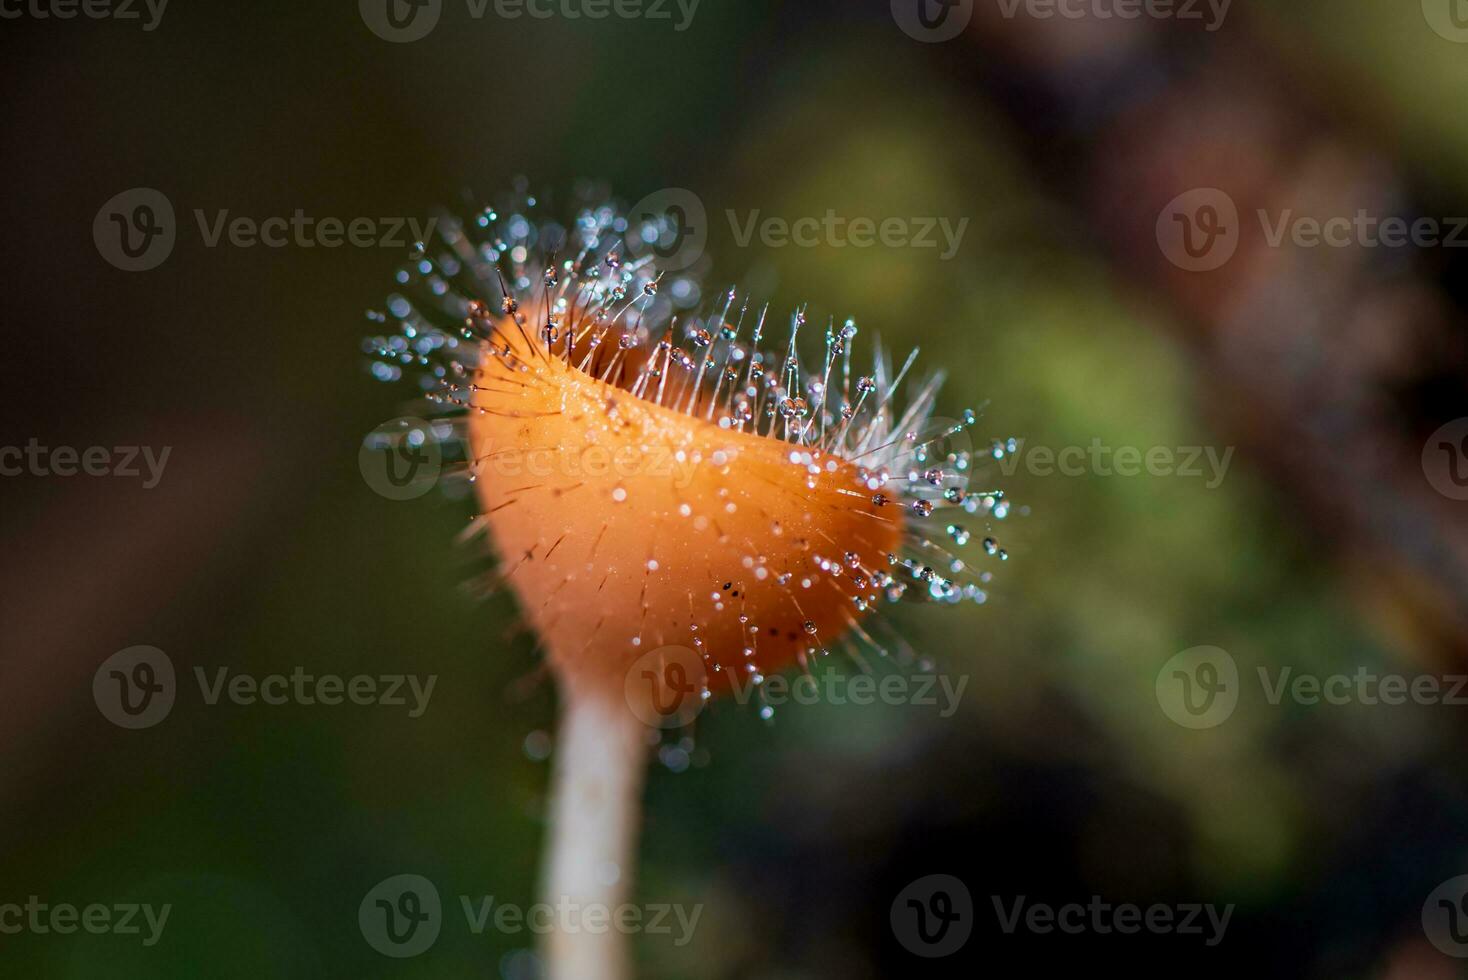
[
  {"x1": 468, "y1": 319, "x2": 903, "y2": 693},
  {"x1": 366, "y1": 192, "x2": 1006, "y2": 711}
]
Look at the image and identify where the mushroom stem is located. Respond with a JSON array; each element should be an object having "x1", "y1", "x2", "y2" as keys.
[{"x1": 541, "y1": 684, "x2": 648, "y2": 980}]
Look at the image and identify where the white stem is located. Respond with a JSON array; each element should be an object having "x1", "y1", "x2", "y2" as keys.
[{"x1": 541, "y1": 687, "x2": 648, "y2": 980}]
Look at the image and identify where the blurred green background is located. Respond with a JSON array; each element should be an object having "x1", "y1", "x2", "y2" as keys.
[{"x1": 3, "y1": 1, "x2": 1468, "y2": 976}]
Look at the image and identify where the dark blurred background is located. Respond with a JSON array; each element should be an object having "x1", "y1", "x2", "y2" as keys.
[{"x1": 4, "y1": 0, "x2": 1468, "y2": 976}]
